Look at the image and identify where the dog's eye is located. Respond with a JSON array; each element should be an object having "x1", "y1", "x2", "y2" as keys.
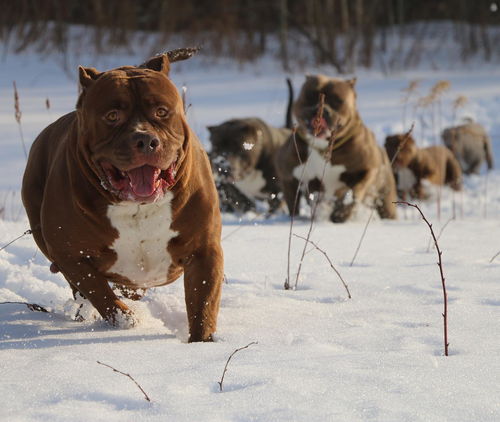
[
  {"x1": 104, "y1": 110, "x2": 119, "y2": 123},
  {"x1": 156, "y1": 107, "x2": 169, "y2": 118}
]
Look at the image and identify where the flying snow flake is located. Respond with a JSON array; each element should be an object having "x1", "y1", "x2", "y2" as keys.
[{"x1": 243, "y1": 142, "x2": 255, "y2": 151}]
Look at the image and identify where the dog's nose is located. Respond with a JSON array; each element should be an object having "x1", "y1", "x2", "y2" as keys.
[{"x1": 132, "y1": 133, "x2": 160, "y2": 153}]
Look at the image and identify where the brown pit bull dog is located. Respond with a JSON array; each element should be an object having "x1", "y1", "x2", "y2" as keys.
[
  {"x1": 441, "y1": 119, "x2": 494, "y2": 175},
  {"x1": 385, "y1": 134, "x2": 462, "y2": 199},
  {"x1": 22, "y1": 48, "x2": 223, "y2": 342},
  {"x1": 275, "y1": 75, "x2": 397, "y2": 222}
]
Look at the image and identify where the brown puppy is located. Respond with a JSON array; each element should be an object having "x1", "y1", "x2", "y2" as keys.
[
  {"x1": 384, "y1": 134, "x2": 462, "y2": 199},
  {"x1": 22, "y1": 49, "x2": 223, "y2": 342},
  {"x1": 442, "y1": 120, "x2": 494, "y2": 175},
  {"x1": 275, "y1": 75, "x2": 397, "y2": 222}
]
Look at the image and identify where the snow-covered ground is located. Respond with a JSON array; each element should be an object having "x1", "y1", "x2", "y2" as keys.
[{"x1": 1, "y1": 42, "x2": 500, "y2": 421}]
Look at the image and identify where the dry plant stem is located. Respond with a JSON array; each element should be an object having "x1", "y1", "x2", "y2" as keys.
[
  {"x1": 0, "y1": 301, "x2": 48, "y2": 312},
  {"x1": 293, "y1": 234, "x2": 351, "y2": 298},
  {"x1": 285, "y1": 94, "x2": 325, "y2": 290},
  {"x1": 0, "y1": 229, "x2": 32, "y2": 252},
  {"x1": 426, "y1": 216, "x2": 454, "y2": 253},
  {"x1": 484, "y1": 172, "x2": 489, "y2": 219},
  {"x1": 13, "y1": 81, "x2": 28, "y2": 159},
  {"x1": 349, "y1": 124, "x2": 415, "y2": 267},
  {"x1": 395, "y1": 201, "x2": 449, "y2": 356},
  {"x1": 218, "y1": 342, "x2": 258, "y2": 392},
  {"x1": 97, "y1": 361, "x2": 151, "y2": 402},
  {"x1": 293, "y1": 114, "x2": 338, "y2": 290},
  {"x1": 489, "y1": 249, "x2": 500, "y2": 264}
]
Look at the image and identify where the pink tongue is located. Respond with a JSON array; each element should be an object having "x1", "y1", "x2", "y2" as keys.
[{"x1": 127, "y1": 165, "x2": 159, "y2": 197}]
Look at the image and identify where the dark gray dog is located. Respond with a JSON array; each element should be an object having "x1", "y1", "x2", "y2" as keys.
[
  {"x1": 208, "y1": 80, "x2": 293, "y2": 213},
  {"x1": 442, "y1": 119, "x2": 494, "y2": 174}
]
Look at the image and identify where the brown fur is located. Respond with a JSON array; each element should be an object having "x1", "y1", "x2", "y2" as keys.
[
  {"x1": 385, "y1": 134, "x2": 462, "y2": 199},
  {"x1": 442, "y1": 120, "x2": 494, "y2": 175},
  {"x1": 275, "y1": 75, "x2": 397, "y2": 222},
  {"x1": 22, "y1": 55, "x2": 223, "y2": 342}
]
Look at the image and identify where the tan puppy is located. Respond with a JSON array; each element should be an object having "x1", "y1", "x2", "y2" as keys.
[
  {"x1": 275, "y1": 75, "x2": 397, "y2": 222},
  {"x1": 22, "y1": 49, "x2": 223, "y2": 342},
  {"x1": 385, "y1": 134, "x2": 462, "y2": 199}
]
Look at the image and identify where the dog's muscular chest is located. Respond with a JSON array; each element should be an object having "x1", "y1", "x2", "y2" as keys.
[{"x1": 106, "y1": 192, "x2": 177, "y2": 287}]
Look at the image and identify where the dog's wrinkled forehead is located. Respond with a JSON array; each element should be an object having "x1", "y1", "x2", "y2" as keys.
[
  {"x1": 301, "y1": 75, "x2": 356, "y2": 108},
  {"x1": 80, "y1": 68, "x2": 181, "y2": 115}
]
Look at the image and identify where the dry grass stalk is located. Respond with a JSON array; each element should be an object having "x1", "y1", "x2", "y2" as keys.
[
  {"x1": 97, "y1": 361, "x2": 151, "y2": 402},
  {"x1": 395, "y1": 201, "x2": 450, "y2": 356},
  {"x1": 0, "y1": 301, "x2": 48, "y2": 312},
  {"x1": 13, "y1": 81, "x2": 28, "y2": 159},
  {"x1": 285, "y1": 94, "x2": 325, "y2": 290},
  {"x1": 293, "y1": 234, "x2": 351, "y2": 299},
  {"x1": 426, "y1": 216, "x2": 454, "y2": 253},
  {"x1": 349, "y1": 124, "x2": 415, "y2": 267},
  {"x1": 401, "y1": 79, "x2": 420, "y2": 128},
  {"x1": 292, "y1": 117, "x2": 340, "y2": 290},
  {"x1": 0, "y1": 229, "x2": 32, "y2": 252},
  {"x1": 218, "y1": 342, "x2": 258, "y2": 392}
]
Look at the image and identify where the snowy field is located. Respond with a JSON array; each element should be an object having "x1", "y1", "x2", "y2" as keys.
[{"x1": 1, "y1": 41, "x2": 500, "y2": 421}]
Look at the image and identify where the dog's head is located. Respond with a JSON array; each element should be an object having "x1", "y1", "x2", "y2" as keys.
[
  {"x1": 293, "y1": 75, "x2": 358, "y2": 139},
  {"x1": 208, "y1": 119, "x2": 264, "y2": 181},
  {"x1": 384, "y1": 134, "x2": 417, "y2": 169},
  {"x1": 76, "y1": 48, "x2": 198, "y2": 203}
]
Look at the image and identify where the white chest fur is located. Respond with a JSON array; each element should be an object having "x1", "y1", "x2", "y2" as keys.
[
  {"x1": 106, "y1": 192, "x2": 177, "y2": 287},
  {"x1": 293, "y1": 147, "x2": 347, "y2": 198},
  {"x1": 234, "y1": 169, "x2": 267, "y2": 199}
]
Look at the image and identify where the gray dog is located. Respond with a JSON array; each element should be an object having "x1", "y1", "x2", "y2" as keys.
[
  {"x1": 208, "y1": 80, "x2": 293, "y2": 213},
  {"x1": 442, "y1": 119, "x2": 494, "y2": 175}
]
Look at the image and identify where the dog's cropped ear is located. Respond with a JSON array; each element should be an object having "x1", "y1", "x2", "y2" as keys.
[
  {"x1": 141, "y1": 47, "x2": 201, "y2": 75},
  {"x1": 78, "y1": 66, "x2": 101, "y2": 90},
  {"x1": 142, "y1": 54, "x2": 171, "y2": 74},
  {"x1": 347, "y1": 77, "x2": 357, "y2": 87}
]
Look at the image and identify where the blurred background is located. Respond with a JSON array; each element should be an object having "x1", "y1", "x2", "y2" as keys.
[{"x1": 2, "y1": 0, "x2": 500, "y2": 72}]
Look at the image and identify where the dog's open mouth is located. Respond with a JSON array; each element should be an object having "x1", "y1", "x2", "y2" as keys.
[
  {"x1": 100, "y1": 160, "x2": 177, "y2": 202},
  {"x1": 309, "y1": 117, "x2": 330, "y2": 138}
]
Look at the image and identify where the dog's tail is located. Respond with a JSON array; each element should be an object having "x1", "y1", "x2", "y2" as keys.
[
  {"x1": 484, "y1": 134, "x2": 494, "y2": 170},
  {"x1": 285, "y1": 78, "x2": 294, "y2": 129}
]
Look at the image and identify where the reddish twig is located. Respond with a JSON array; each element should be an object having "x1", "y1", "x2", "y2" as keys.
[
  {"x1": 395, "y1": 201, "x2": 449, "y2": 356},
  {"x1": 0, "y1": 301, "x2": 48, "y2": 313},
  {"x1": 0, "y1": 229, "x2": 32, "y2": 252},
  {"x1": 293, "y1": 234, "x2": 351, "y2": 298},
  {"x1": 97, "y1": 361, "x2": 151, "y2": 402},
  {"x1": 218, "y1": 342, "x2": 258, "y2": 392},
  {"x1": 284, "y1": 93, "x2": 326, "y2": 290},
  {"x1": 489, "y1": 249, "x2": 500, "y2": 264},
  {"x1": 293, "y1": 119, "x2": 340, "y2": 290},
  {"x1": 349, "y1": 124, "x2": 415, "y2": 267},
  {"x1": 426, "y1": 216, "x2": 454, "y2": 253}
]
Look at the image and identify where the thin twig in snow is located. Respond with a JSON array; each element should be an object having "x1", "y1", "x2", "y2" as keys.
[
  {"x1": 426, "y1": 216, "x2": 454, "y2": 253},
  {"x1": 285, "y1": 94, "x2": 325, "y2": 289},
  {"x1": 395, "y1": 201, "x2": 449, "y2": 356},
  {"x1": 0, "y1": 229, "x2": 32, "y2": 252},
  {"x1": 218, "y1": 342, "x2": 258, "y2": 392},
  {"x1": 293, "y1": 234, "x2": 351, "y2": 298},
  {"x1": 0, "y1": 301, "x2": 48, "y2": 313},
  {"x1": 97, "y1": 361, "x2": 151, "y2": 402}
]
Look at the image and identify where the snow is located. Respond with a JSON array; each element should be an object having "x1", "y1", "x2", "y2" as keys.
[{"x1": 1, "y1": 39, "x2": 500, "y2": 421}]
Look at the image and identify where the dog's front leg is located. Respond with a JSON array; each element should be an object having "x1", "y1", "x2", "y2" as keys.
[
  {"x1": 183, "y1": 244, "x2": 224, "y2": 342},
  {"x1": 57, "y1": 260, "x2": 133, "y2": 325}
]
